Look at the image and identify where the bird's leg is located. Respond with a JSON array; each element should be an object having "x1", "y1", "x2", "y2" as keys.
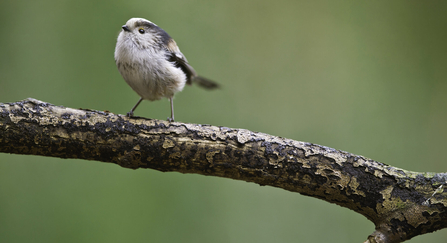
[
  {"x1": 168, "y1": 97, "x2": 175, "y2": 122},
  {"x1": 127, "y1": 97, "x2": 143, "y2": 117}
]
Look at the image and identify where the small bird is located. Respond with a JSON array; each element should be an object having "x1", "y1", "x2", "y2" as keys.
[{"x1": 114, "y1": 18, "x2": 219, "y2": 121}]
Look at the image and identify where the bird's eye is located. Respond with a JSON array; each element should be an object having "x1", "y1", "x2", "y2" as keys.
[{"x1": 138, "y1": 28, "x2": 145, "y2": 34}]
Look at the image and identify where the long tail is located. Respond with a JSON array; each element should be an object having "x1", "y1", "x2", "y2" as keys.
[{"x1": 192, "y1": 76, "x2": 220, "y2": 90}]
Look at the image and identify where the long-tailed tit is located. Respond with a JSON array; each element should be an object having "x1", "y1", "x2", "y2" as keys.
[{"x1": 114, "y1": 18, "x2": 219, "y2": 121}]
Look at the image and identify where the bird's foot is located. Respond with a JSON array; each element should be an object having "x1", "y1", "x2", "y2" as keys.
[{"x1": 167, "y1": 117, "x2": 174, "y2": 122}]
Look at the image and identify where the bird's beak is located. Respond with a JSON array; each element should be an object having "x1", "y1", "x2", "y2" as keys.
[{"x1": 122, "y1": 25, "x2": 131, "y2": 32}]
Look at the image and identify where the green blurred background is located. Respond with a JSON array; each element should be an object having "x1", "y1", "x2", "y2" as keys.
[{"x1": 1, "y1": 0, "x2": 447, "y2": 242}]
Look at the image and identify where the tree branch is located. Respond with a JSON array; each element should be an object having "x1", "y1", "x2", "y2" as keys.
[{"x1": 1, "y1": 98, "x2": 446, "y2": 243}]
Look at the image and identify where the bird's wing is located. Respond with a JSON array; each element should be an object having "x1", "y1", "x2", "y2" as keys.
[
  {"x1": 164, "y1": 38, "x2": 219, "y2": 89},
  {"x1": 164, "y1": 39, "x2": 197, "y2": 85}
]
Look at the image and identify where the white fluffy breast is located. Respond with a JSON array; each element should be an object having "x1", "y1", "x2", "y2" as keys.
[{"x1": 115, "y1": 32, "x2": 187, "y2": 101}]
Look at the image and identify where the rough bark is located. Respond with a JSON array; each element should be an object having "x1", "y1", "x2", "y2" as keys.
[{"x1": 0, "y1": 98, "x2": 446, "y2": 243}]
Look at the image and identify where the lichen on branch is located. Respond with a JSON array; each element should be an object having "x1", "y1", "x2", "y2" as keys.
[{"x1": 1, "y1": 98, "x2": 446, "y2": 243}]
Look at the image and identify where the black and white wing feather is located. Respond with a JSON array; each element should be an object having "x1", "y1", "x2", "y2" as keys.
[{"x1": 164, "y1": 39, "x2": 219, "y2": 89}]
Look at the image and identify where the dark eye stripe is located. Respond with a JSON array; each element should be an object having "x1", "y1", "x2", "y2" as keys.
[{"x1": 135, "y1": 20, "x2": 154, "y2": 29}]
